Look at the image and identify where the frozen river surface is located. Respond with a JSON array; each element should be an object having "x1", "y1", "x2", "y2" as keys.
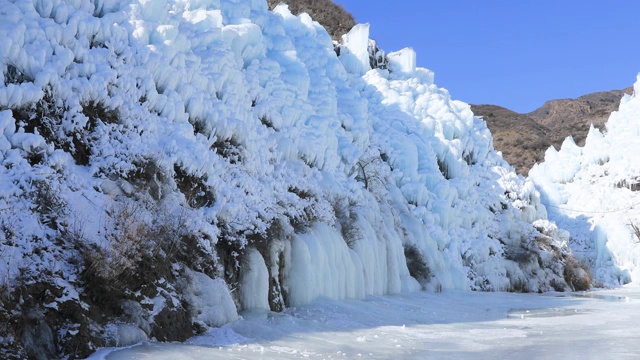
[{"x1": 91, "y1": 286, "x2": 640, "y2": 359}]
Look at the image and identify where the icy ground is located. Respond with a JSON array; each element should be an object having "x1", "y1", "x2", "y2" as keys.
[{"x1": 91, "y1": 285, "x2": 640, "y2": 359}]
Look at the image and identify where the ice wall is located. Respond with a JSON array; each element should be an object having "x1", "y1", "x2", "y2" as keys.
[
  {"x1": 0, "y1": 0, "x2": 579, "y2": 356},
  {"x1": 339, "y1": 23, "x2": 372, "y2": 75},
  {"x1": 530, "y1": 75, "x2": 640, "y2": 286},
  {"x1": 387, "y1": 48, "x2": 416, "y2": 74}
]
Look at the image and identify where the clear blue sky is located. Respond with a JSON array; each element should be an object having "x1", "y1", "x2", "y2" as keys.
[{"x1": 333, "y1": 0, "x2": 640, "y2": 113}]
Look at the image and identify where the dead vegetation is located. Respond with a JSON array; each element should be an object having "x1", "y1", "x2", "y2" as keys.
[
  {"x1": 404, "y1": 244, "x2": 431, "y2": 287},
  {"x1": 563, "y1": 257, "x2": 592, "y2": 291},
  {"x1": 629, "y1": 222, "x2": 640, "y2": 243}
]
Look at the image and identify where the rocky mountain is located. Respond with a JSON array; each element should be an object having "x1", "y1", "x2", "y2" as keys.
[
  {"x1": 472, "y1": 87, "x2": 633, "y2": 175},
  {"x1": 267, "y1": 0, "x2": 355, "y2": 40},
  {"x1": 528, "y1": 87, "x2": 633, "y2": 143},
  {"x1": 471, "y1": 104, "x2": 551, "y2": 175}
]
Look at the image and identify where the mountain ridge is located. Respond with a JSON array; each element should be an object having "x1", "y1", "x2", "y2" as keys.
[{"x1": 471, "y1": 87, "x2": 633, "y2": 175}]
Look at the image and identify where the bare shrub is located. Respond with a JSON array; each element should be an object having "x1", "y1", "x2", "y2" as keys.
[
  {"x1": 84, "y1": 201, "x2": 155, "y2": 286},
  {"x1": 3, "y1": 63, "x2": 32, "y2": 85},
  {"x1": 81, "y1": 101, "x2": 118, "y2": 126},
  {"x1": 65, "y1": 101, "x2": 120, "y2": 165},
  {"x1": 349, "y1": 154, "x2": 386, "y2": 192},
  {"x1": 354, "y1": 158, "x2": 382, "y2": 190},
  {"x1": 174, "y1": 165, "x2": 215, "y2": 208},
  {"x1": 83, "y1": 201, "x2": 191, "y2": 287},
  {"x1": 31, "y1": 180, "x2": 66, "y2": 230},
  {"x1": 11, "y1": 86, "x2": 64, "y2": 148},
  {"x1": 505, "y1": 246, "x2": 538, "y2": 267},
  {"x1": 508, "y1": 278, "x2": 530, "y2": 293},
  {"x1": 564, "y1": 257, "x2": 592, "y2": 291},
  {"x1": 340, "y1": 217, "x2": 360, "y2": 249},
  {"x1": 127, "y1": 157, "x2": 168, "y2": 200},
  {"x1": 549, "y1": 278, "x2": 566, "y2": 292},
  {"x1": 8, "y1": 86, "x2": 118, "y2": 166},
  {"x1": 330, "y1": 196, "x2": 360, "y2": 249},
  {"x1": 211, "y1": 137, "x2": 243, "y2": 164},
  {"x1": 79, "y1": 200, "x2": 196, "y2": 351},
  {"x1": 285, "y1": 186, "x2": 324, "y2": 233},
  {"x1": 629, "y1": 222, "x2": 640, "y2": 243},
  {"x1": 404, "y1": 244, "x2": 431, "y2": 286}
]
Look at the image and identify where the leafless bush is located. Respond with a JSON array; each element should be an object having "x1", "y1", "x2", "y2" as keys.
[
  {"x1": 629, "y1": 222, "x2": 640, "y2": 243},
  {"x1": 84, "y1": 200, "x2": 192, "y2": 287},
  {"x1": 126, "y1": 157, "x2": 170, "y2": 200},
  {"x1": 3, "y1": 63, "x2": 32, "y2": 85},
  {"x1": 330, "y1": 196, "x2": 361, "y2": 249},
  {"x1": 11, "y1": 86, "x2": 65, "y2": 150},
  {"x1": 31, "y1": 180, "x2": 66, "y2": 230},
  {"x1": 340, "y1": 217, "x2": 361, "y2": 249},
  {"x1": 211, "y1": 137, "x2": 243, "y2": 164},
  {"x1": 549, "y1": 278, "x2": 566, "y2": 292},
  {"x1": 349, "y1": 155, "x2": 385, "y2": 191},
  {"x1": 404, "y1": 244, "x2": 431, "y2": 286},
  {"x1": 508, "y1": 278, "x2": 530, "y2": 293},
  {"x1": 174, "y1": 165, "x2": 215, "y2": 209},
  {"x1": 84, "y1": 202, "x2": 155, "y2": 285},
  {"x1": 563, "y1": 257, "x2": 592, "y2": 291}
]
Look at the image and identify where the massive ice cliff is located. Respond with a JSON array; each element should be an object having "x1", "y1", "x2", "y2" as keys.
[
  {"x1": 0, "y1": 0, "x2": 586, "y2": 358},
  {"x1": 530, "y1": 76, "x2": 640, "y2": 287}
]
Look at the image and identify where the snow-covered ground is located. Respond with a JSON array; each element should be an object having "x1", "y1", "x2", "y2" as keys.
[{"x1": 91, "y1": 285, "x2": 640, "y2": 359}]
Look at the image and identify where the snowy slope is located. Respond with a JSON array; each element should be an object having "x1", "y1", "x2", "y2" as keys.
[
  {"x1": 0, "y1": 0, "x2": 585, "y2": 358},
  {"x1": 530, "y1": 76, "x2": 640, "y2": 287}
]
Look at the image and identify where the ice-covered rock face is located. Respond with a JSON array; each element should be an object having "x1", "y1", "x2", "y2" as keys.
[
  {"x1": 530, "y1": 75, "x2": 640, "y2": 287},
  {"x1": 0, "y1": 0, "x2": 580, "y2": 358}
]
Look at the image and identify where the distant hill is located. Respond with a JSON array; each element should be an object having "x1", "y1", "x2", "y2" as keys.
[
  {"x1": 267, "y1": 0, "x2": 356, "y2": 40},
  {"x1": 471, "y1": 105, "x2": 551, "y2": 175},
  {"x1": 527, "y1": 87, "x2": 633, "y2": 146},
  {"x1": 472, "y1": 87, "x2": 634, "y2": 175}
]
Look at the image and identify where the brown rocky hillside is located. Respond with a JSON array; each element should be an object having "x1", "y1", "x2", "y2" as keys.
[
  {"x1": 527, "y1": 87, "x2": 633, "y2": 145},
  {"x1": 472, "y1": 87, "x2": 634, "y2": 175},
  {"x1": 471, "y1": 105, "x2": 552, "y2": 175},
  {"x1": 268, "y1": 0, "x2": 355, "y2": 40}
]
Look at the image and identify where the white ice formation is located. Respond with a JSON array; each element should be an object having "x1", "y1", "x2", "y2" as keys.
[
  {"x1": 530, "y1": 75, "x2": 640, "y2": 287},
  {"x1": 0, "y1": 0, "x2": 584, "y2": 357}
]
